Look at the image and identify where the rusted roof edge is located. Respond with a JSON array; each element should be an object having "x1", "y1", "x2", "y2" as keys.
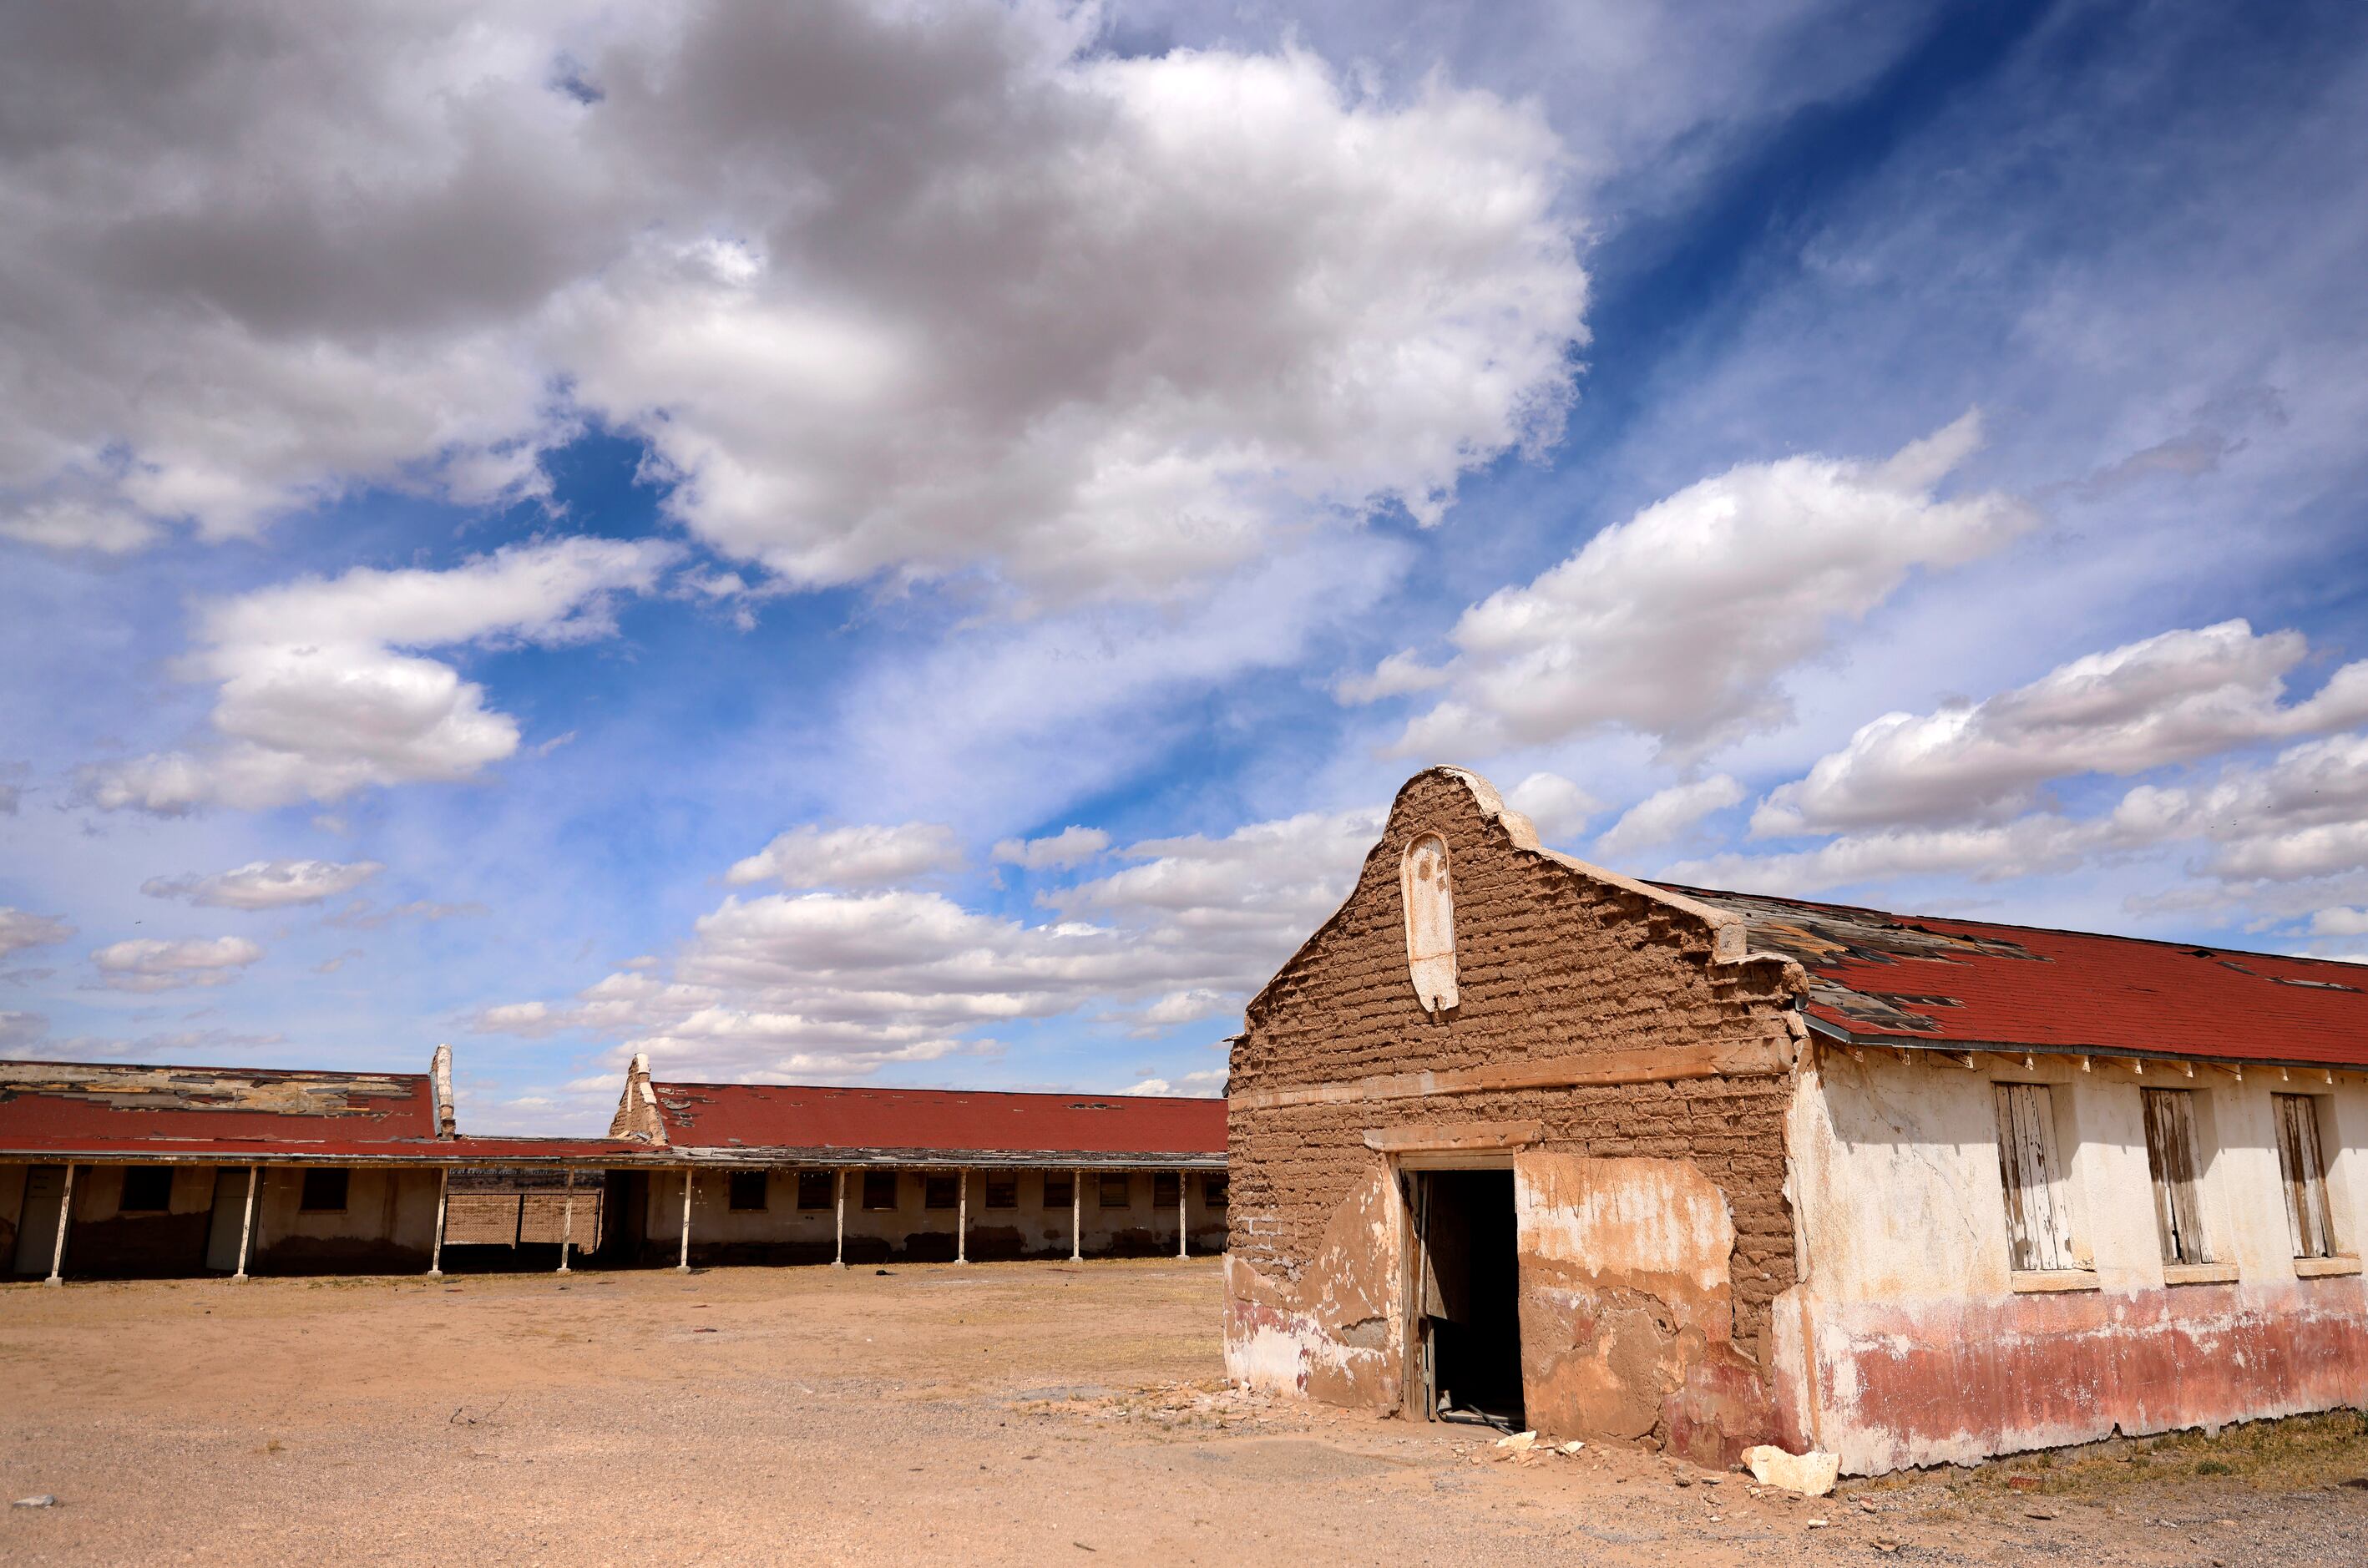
[{"x1": 1809, "y1": 1023, "x2": 2367, "y2": 1076}]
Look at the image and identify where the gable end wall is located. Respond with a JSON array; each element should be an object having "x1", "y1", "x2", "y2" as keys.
[{"x1": 1225, "y1": 768, "x2": 1809, "y2": 1462}]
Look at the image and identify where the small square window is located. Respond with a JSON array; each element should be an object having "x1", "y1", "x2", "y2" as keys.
[
  {"x1": 300, "y1": 1168, "x2": 349, "y2": 1212},
  {"x1": 1203, "y1": 1174, "x2": 1228, "y2": 1209},
  {"x1": 1043, "y1": 1172, "x2": 1075, "y2": 1208},
  {"x1": 797, "y1": 1170, "x2": 834, "y2": 1210},
  {"x1": 924, "y1": 1174, "x2": 959, "y2": 1210},
  {"x1": 728, "y1": 1171, "x2": 770, "y2": 1211},
  {"x1": 862, "y1": 1171, "x2": 898, "y2": 1211},
  {"x1": 1097, "y1": 1172, "x2": 1131, "y2": 1209},
  {"x1": 984, "y1": 1173, "x2": 1018, "y2": 1210},
  {"x1": 119, "y1": 1166, "x2": 173, "y2": 1212},
  {"x1": 1153, "y1": 1171, "x2": 1181, "y2": 1207}
]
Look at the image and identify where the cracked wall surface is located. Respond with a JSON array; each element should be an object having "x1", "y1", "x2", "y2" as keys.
[
  {"x1": 1224, "y1": 767, "x2": 1806, "y2": 1459},
  {"x1": 1783, "y1": 1050, "x2": 2368, "y2": 1473}
]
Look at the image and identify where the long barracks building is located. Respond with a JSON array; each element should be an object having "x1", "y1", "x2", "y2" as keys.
[{"x1": 0, "y1": 1048, "x2": 1225, "y2": 1282}]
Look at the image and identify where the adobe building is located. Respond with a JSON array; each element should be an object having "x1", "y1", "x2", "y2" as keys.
[
  {"x1": 0, "y1": 1049, "x2": 645, "y2": 1281},
  {"x1": 601, "y1": 1059, "x2": 1227, "y2": 1266},
  {"x1": 1223, "y1": 766, "x2": 2368, "y2": 1474},
  {"x1": 1, "y1": 1049, "x2": 1226, "y2": 1281}
]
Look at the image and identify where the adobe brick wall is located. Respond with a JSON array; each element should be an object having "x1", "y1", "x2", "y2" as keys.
[{"x1": 1226, "y1": 767, "x2": 1809, "y2": 1454}]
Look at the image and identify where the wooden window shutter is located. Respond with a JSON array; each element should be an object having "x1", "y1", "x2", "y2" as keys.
[
  {"x1": 1995, "y1": 1084, "x2": 2076, "y2": 1272},
  {"x1": 2141, "y1": 1089, "x2": 2208, "y2": 1265},
  {"x1": 2274, "y1": 1094, "x2": 2335, "y2": 1260}
]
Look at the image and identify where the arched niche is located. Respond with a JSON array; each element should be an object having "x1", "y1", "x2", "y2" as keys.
[{"x1": 1402, "y1": 831, "x2": 1459, "y2": 1014}]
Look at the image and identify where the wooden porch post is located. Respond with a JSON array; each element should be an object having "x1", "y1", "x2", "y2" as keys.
[
  {"x1": 44, "y1": 1162, "x2": 76, "y2": 1286},
  {"x1": 234, "y1": 1162, "x2": 259, "y2": 1281},
  {"x1": 956, "y1": 1168, "x2": 969, "y2": 1265},
  {"x1": 1070, "y1": 1167, "x2": 1082, "y2": 1262},
  {"x1": 557, "y1": 1166, "x2": 575, "y2": 1273},
  {"x1": 428, "y1": 1166, "x2": 449, "y2": 1277},
  {"x1": 1177, "y1": 1167, "x2": 1188, "y2": 1259},
  {"x1": 676, "y1": 1167, "x2": 695, "y2": 1272},
  {"x1": 832, "y1": 1167, "x2": 848, "y2": 1268}
]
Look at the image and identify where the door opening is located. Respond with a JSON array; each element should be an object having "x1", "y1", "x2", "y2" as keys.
[
  {"x1": 205, "y1": 1167, "x2": 252, "y2": 1272},
  {"x1": 12, "y1": 1165, "x2": 68, "y2": 1278},
  {"x1": 1412, "y1": 1168, "x2": 1523, "y2": 1429}
]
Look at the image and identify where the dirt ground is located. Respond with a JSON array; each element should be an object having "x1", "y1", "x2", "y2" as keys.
[{"x1": 3, "y1": 1258, "x2": 2365, "y2": 1566}]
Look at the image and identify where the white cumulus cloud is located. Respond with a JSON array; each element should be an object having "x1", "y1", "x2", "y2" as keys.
[
  {"x1": 3, "y1": 0, "x2": 1586, "y2": 604},
  {"x1": 1504, "y1": 771, "x2": 1602, "y2": 842},
  {"x1": 1595, "y1": 774, "x2": 1745, "y2": 858},
  {"x1": 992, "y1": 827, "x2": 1112, "y2": 872},
  {"x1": 726, "y1": 822, "x2": 963, "y2": 889},
  {"x1": 1365, "y1": 413, "x2": 2031, "y2": 756},
  {"x1": 1755, "y1": 621, "x2": 2368, "y2": 836},
  {"x1": 89, "y1": 935, "x2": 265, "y2": 992},
  {"x1": 477, "y1": 802, "x2": 1384, "y2": 1081},
  {"x1": 142, "y1": 857, "x2": 384, "y2": 909},
  {"x1": 80, "y1": 536, "x2": 674, "y2": 812},
  {"x1": 0, "y1": 908, "x2": 77, "y2": 960}
]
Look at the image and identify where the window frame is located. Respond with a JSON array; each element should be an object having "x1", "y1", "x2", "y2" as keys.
[
  {"x1": 118, "y1": 1166, "x2": 174, "y2": 1213},
  {"x1": 983, "y1": 1172, "x2": 1019, "y2": 1211},
  {"x1": 1203, "y1": 1173, "x2": 1228, "y2": 1209},
  {"x1": 861, "y1": 1171, "x2": 898, "y2": 1211},
  {"x1": 923, "y1": 1173, "x2": 959, "y2": 1211},
  {"x1": 795, "y1": 1170, "x2": 835, "y2": 1211},
  {"x1": 727, "y1": 1170, "x2": 771, "y2": 1212},
  {"x1": 1152, "y1": 1171, "x2": 1181, "y2": 1209},
  {"x1": 1096, "y1": 1171, "x2": 1131, "y2": 1210},
  {"x1": 299, "y1": 1167, "x2": 350, "y2": 1213},
  {"x1": 1043, "y1": 1172, "x2": 1075, "y2": 1209},
  {"x1": 1993, "y1": 1083, "x2": 2079, "y2": 1273},
  {"x1": 2274, "y1": 1093, "x2": 2340, "y2": 1260},
  {"x1": 2141, "y1": 1087, "x2": 2211, "y2": 1266}
]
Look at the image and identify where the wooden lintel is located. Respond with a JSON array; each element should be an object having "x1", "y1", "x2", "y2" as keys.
[
  {"x1": 1364, "y1": 1120, "x2": 1544, "y2": 1155},
  {"x1": 1232, "y1": 1036, "x2": 1794, "y2": 1114}
]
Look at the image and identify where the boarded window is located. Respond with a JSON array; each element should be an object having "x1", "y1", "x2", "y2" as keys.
[
  {"x1": 727, "y1": 1171, "x2": 770, "y2": 1211},
  {"x1": 924, "y1": 1174, "x2": 959, "y2": 1210},
  {"x1": 1152, "y1": 1171, "x2": 1181, "y2": 1207},
  {"x1": 862, "y1": 1171, "x2": 898, "y2": 1211},
  {"x1": 1203, "y1": 1173, "x2": 1228, "y2": 1209},
  {"x1": 1044, "y1": 1171, "x2": 1075, "y2": 1208},
  {"x1": 2142, "y1": 1089, "x2": 2209, "y2": 1264},
  {"x1": 984, "y1": 1173, "x2": 1018, "y2": 1210},
  {"x1": 300, "y1": 1167, "x2": 349, "y2": 1212},
  {"x1": 119, "y1": 1166, "x2": 172, "y2": 1213},
  {"x1": 796, "y1": 1171, "x2": 834, "y2": 1211},
  {"x1": 1401, "y1": 832, "x2": 1460, "y2": 1013},
  {"x1": 2274, "y1": 1094, "x2": 2338, "y2": 1259},
  {"x1": 1097, "y1": 1172, "x2": 1131, "y2": 1209},
  {"x1": 1994, "y1": 1085, "x2": 2077, "y2": 1272}
]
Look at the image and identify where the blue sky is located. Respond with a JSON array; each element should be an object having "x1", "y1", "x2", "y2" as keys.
[{"x1": 4, "y1": 0, "x2": 2366, "y2": 1130}]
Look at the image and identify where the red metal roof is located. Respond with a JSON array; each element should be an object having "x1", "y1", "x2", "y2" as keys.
[
  {"x1": 650, "y1": 1081, "x2": 1227, "y2": 1161},
  {"x1": 0, "y1": 1059, "x2": 435, "y2": 1144},
  {"x1": 0, "y1": 1060, "x2": 660, "y2": 1161},
  {"x1": 1675, "y1": 887, "x2": 2368, "y2": 1068}
]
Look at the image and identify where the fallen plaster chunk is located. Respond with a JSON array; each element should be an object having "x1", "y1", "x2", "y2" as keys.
[
  {"x1": 1742, "y1": 1444, "x2": 1839, "y2": 1497},
  {"x1": 13, "y1": 1495, "x2": 58, "y2": 1509},
  {"x1": 1495, "y1": 1430, "x2": 1538, "y2": 1451},
  {"x1": 1559, "y1": 1440, "x2": 1585, "y2": 1454}
]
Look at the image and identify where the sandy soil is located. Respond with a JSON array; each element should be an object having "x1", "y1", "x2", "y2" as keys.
[{"x1": 2, "y1": 1258, "x2": 2365, "y2": 1565}]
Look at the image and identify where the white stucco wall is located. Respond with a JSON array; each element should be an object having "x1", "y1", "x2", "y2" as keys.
[{"x1": 1779, "y1": 1048, "x2": 2368, "y2": 1473}]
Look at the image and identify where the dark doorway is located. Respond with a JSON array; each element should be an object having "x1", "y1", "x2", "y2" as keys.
[{"x1": 1414, "y1": 1169, "x2": 1524, "y2": 1429}]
